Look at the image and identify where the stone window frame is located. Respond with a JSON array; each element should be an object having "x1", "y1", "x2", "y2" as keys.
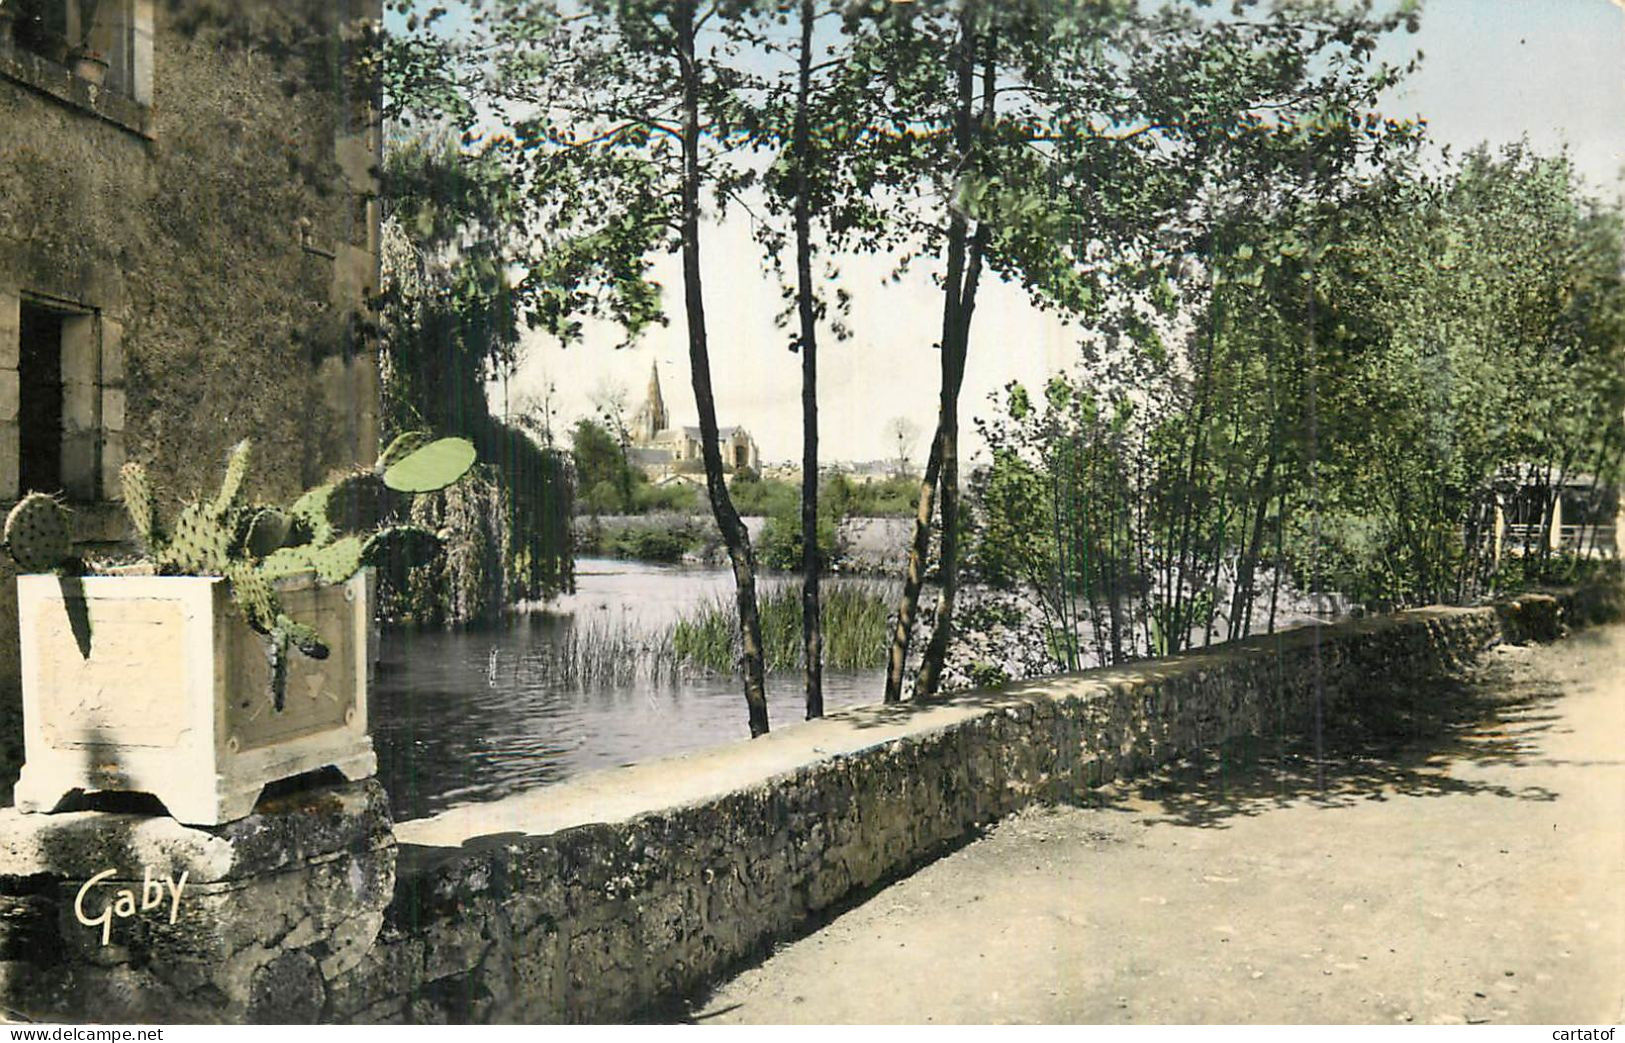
[
  {"x1": 0, "y1": 0, "x2": 154, "y2": 138},
  {"x1": 0, "y1": 288, "x2": 125, "y2": 507}
]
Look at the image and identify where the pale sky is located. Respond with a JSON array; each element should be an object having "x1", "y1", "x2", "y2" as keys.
[{"x1": 448, "y1": 0, "x2": 1625, "y2": 465}]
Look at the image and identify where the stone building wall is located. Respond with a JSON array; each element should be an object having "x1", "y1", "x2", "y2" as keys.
[
  {"x1": 0, "y1": 0, "x2": 383, "y2": 803},
  {"x1": 2, "y1": 588, "x2": 1614, "y2": 1023}
]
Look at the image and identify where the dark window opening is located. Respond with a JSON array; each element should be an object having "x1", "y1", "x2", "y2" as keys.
[
  {"x1": 9, "y1": 0, "x2": 137, "y2": 97},
  {"x1": 18, "y1": 302, "x2": 64, "y2": 496}
]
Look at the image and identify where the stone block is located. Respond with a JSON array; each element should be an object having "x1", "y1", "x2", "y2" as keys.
[
  {"x1": 99, "y1": 430, "x2": 125, "y2": 500},
  {"x1": 0, "y1": 368, "x2": 17, "y2": 423},
  {"x1": 59, "y1": 429, "x2": 97, "y2": 501},
  {"x1": 12, "y1": 574, "x2": 376, "y2": 827},
  {"x1": 100, "y1": 319, "x2": 124, "y2": 385},
  {"x1": 101, "y1": 387, "x2": 125, "y2": 433},
  {"x1": 59, "y1": 315, "x2": 97, "y2": 387},
  {"x1": 61, "y1": 380, "x2": 98, "y2": 435},
  {"x1": 0, "y1": 779, "x2": 394, "y2": 1024},
  {"x1": 0, "y1": 289, "x2": 17, "y2": 370}
]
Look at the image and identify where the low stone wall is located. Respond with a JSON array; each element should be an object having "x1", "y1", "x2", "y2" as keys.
[{"x1": 0, "y1": 587, "x2": 1616, "y2": 1023}]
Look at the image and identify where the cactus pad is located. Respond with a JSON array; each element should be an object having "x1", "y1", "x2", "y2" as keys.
[
  {"x1": 158, "y1": 503, "x2": 232, "y2": 575},
  {"x1": 259, "y1": 546, "x2": 317, "y2": 579},
  {"x1": 277, "y1": 614, "x2": 329, "y2": 660},
  {"x1": 225, "y1": 561, "x2": 279, "y2": 634},
  {"x1": 381, "y1": 437, "x2": 477, "y2": 493},
  {"x1": 120, "y1": 461, "x2": 165, "y2": 553},
  {"x1": 363, "y1": 525, "x2": 442, "y2": 570},
  {"x1": 241, "y1": 508, "x2": 291, "y2": 558},
  {"x1": 377, "y1": 430, "x2": 433, "y2": 472},
  {"x1": 4, "y1": 493, "x2": 73, "y2": 573},
  {"x1": 309, "y1": 535, "x2": 366, "y2": 585},
  {"x1": 289, "y1": 486, "x2": 335, "y2": 547},
  {"x1": 211, "y1": 440, "x2": 253, "y2": 519},
  {"x1": 325, "y1": 470, "x2": 387, "y2": 534}
]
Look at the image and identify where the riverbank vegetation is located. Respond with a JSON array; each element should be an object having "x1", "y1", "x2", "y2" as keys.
[
  {"x1": 381, "y1": 0, "x2": 1624, "y2": 732},
  {"x1": 965, "y1": 145, "x2": 1625, "y2": 671},
  {"x1": 376, "y1": 135, "x2": 575, "y2": 622},
  {"x1": 519, "y1": 580, "x2": 894, "y2": 690},
  {"x1": 673, "y1": 582, "x2": 893, "y2": 675}
]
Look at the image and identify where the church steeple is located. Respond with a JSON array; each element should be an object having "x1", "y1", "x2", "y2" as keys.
[{"x1": 634, "y1": 360, "x2": 668, "y2": 441}]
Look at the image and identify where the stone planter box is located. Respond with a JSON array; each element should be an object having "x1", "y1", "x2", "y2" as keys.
[{"x1": 11, "y1": 572, "x2": 376, "y2": 825}]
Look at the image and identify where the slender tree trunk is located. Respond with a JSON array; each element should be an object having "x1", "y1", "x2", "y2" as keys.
[
  {"x1": 676, "y1": 2, "x2": 768, "y2": 736},
  {"x1": 884, "y1": 13, "x2": 977, "y2": 704},
  {"x1": 793, "y1": 0, "x2": 823, "y2": 720},
  {"x1": 915, "y1": 22, "x2": 993, "y2": 700},
  {"x1": 1233, "y1": 444, "x2": 1276, "y2": 641},
  {"x1": 884, "y1": 432, "x2": 942, "y2": 702}
]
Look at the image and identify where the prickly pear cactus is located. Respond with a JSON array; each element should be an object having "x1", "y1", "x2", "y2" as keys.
[
  {"x1": 120, "y1": 461, "x2": 164, "y2": 553},
  {"x1": 4, "y1": 493, "x2": 73, "y2": 573},
  {"x1": 211, "y1": 440, "x2": 252, "y2": 519},
  {"x1": 381, "y1": 437, "x2": 477, "y2": 493},
  {"x1": 157, "y1": 502, "x2": 233, "y2": 575},
  {"x1": 363, "y1": 525, "x2": 441, "y2": 570},
  {"x1": 224, "y1": 561, "x2": 279, "y2": 635},
  {"x1": 325, "y1": 469, "x2": 388, "y2": 534},
  {"x1": 310, "y1": 535, "x2": 366, "y2": 585},
  {"x1": 289, "y1": 484, "x2": 337, "y2": 547},
  {"x1": 106, "y1": 433, "x2": 475, "y2": 708},
  {"x1": 241, "y1": 507, "x2": 291, "y2": 558},
  {"x1": 377, "y1": 430, "x2": 433, "y2": 471}
]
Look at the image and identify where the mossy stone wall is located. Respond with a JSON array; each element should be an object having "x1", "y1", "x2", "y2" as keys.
[{"x1": 0, "y1": 0, "x2": 382, "y2": 803}]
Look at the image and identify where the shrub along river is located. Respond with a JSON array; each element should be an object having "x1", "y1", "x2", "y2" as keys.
[{"x1": 370, "y1": 559, "x2": 888, "y2": 822}]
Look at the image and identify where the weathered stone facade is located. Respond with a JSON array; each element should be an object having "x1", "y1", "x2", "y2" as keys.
[
  {"x1": 0, "y1": 0, "x2": 384, "y2": 803},
  {"x1": 0, "y1": 586, "x2": 1614, "y2": 1023}
]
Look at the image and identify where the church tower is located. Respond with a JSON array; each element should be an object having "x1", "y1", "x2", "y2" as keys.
[{"x1": 632, "y1": 360, "x2": 668, "y2": 442}]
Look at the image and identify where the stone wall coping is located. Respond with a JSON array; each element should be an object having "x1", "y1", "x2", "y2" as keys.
[
  {"x1": 0, "y1": 779, "x2": 390, "y2": 883},
  {"x1": 395, "y1": 604, "x2": 1489, "y2": 852}
]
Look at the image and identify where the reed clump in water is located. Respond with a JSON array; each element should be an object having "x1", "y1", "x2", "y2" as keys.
[
  {"x1": 672, "y1": 580, "x2": 894, "y2": 674},
  {"x1": 526, "y1": 579, "x2": 894, "y2": 688}
]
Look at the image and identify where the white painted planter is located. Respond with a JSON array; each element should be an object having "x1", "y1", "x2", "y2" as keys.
[{"x1": 12, "y1": 572, "x2": 376, "y2": 826}]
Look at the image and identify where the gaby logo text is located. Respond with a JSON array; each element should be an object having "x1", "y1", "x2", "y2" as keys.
[{"x1": 74, "y1": 868, "x2": 189, "y2": 945}]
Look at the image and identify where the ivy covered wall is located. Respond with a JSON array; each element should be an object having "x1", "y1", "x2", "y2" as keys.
[{"x1": 0, "y1": 0, "x2": 383, "y2": 803}]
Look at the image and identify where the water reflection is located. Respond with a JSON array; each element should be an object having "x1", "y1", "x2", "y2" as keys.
[{"x1": 371, "y1": 559, "x2": 885, "y2": 822}]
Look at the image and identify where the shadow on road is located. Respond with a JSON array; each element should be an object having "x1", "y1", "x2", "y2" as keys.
[{"x1": 1084, "y1": 654, "x2": 1569, "y2": 830}]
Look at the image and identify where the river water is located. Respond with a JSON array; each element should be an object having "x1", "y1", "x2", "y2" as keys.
[{"x1": 371, "y1": 559, "x2": 887, "y2": 822}]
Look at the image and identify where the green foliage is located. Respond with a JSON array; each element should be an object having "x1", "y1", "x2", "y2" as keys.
[
  {"x1": 673, "y1": 582, "x2": 893, "y2": 674},
  {"x1": 378, "y1": 130, "x2": 577, "y2": 616},
  {"x1": 610, "y1": 525, "x2": 701, "y2": 565},
  {"x1": 823, "y1": 474, "x2": 918, "y2": 518},
  {"x1": 116, "y1": 434, "x2": 482, "y2": 700},
  {"x1": 967, "y1": 142, "x2": 1625, "y2": 672},
  {"x1": 631, "y1": 480, "x2": 701, "y2": 514},
  {"x1": 570, "y1": 418, "x2": 636, "y2": 513},
  {"x1": 727, "y1": 471, "x2": 799, "y2": 518},
  {"x1": 759, "y1": 509, "x2": 836, "y2": 572}
]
